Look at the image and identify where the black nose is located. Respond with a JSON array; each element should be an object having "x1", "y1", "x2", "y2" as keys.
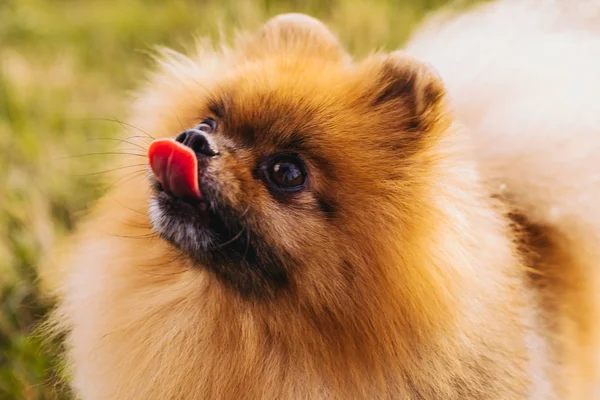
[{"x1": 175, "y1": 129, "x2": 219, "y2": 157}]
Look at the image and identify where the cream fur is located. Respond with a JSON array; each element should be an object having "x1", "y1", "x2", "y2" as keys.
[{"x1": 406, "y1": 0, "x2": 600, "y2": 396}]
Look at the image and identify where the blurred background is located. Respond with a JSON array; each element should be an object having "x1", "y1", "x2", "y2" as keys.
[{"x1": 0, "y1": 0, "x2": 482, "y2": 398}]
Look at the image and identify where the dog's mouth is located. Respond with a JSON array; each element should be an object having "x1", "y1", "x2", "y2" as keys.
[
  {"x1": 148, "y1": 138, "x2": 204, "y2": 202},
  {"x1": 150, "y1": 180, "x2": 211, "y2": 223},
  {"x1": 147, "y1": 137, "x2": 226, "y2": 251}
]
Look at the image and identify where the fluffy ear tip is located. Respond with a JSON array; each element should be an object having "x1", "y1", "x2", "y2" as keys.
[
  {"x1": 264, "y1": 13, "x2": 329, "y2": 32},
  {"x1": 267, "y1": 13, "x2": 322, "y2": 24},
  {"x1": 391, "y1": 51, "x2": 446, "y2": 104},
  {"x1": 238, "y1": 13, "x2": 347, "y2": 63},
  {"x1": 388, "y1": 51, "x2": 444, "y2": 84},
  {"x1": 361, "y1": 51, "x2": 448, "y2": 137},
  {"x1": 261, "y1": 13, "x2": 341, "y2": 48}
]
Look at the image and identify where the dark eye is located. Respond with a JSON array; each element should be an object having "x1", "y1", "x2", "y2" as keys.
[
  {"x1": 195, "y1": 118, "x2": 217, "y2": 133},
  {"x1": 268, "y1": 156, "x2": 306, "y2": 190}
]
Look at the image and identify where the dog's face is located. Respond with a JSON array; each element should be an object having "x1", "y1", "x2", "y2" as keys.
[{"x1": 142, "y1": 14, "x2": 447, "y2": 300}]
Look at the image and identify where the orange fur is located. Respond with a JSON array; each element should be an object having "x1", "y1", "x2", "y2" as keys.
[{"x1": 50, "y1": 5, "x2": 600, "y2": 399}]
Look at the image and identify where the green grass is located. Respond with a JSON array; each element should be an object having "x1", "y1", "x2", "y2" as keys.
[{"x1": 0, "y1": 0, "x2": 481, "y2": 398}]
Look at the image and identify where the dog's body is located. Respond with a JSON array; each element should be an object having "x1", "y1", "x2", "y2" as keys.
[
  {"x1": 404, "y1": 1, "x2": 600, "y2": 397},
  {"x1": 52, "y1": 1, "x2": 600, "y2": 398}
]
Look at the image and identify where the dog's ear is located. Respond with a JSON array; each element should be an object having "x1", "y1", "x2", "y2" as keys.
[
  {"x1": 356, "y1": 51, "x2": 448, "y2": 149},
  {"x1": 236, "y1": 13, "x2": 348, "y2": 63}
]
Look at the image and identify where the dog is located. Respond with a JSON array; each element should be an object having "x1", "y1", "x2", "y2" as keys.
[{"x1": 49, "y1": 1, "x2": 600, "y2": 398}]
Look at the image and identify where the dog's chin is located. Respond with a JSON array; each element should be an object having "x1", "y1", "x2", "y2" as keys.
[
  {"x1": 149, "y1": 190, "x2": 215, "y2": 257},
  {"x1": 148, "y1": 187, "x2": 290, "y2": 297}
]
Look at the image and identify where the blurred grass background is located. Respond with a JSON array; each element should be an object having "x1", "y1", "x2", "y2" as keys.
[{"x1": 0, "y1": 0, "x2": 482, "y2": 398}]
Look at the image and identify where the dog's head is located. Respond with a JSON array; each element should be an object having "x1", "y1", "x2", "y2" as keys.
[{"x1": 142, "y1": 14, "x2": 448, "y2": 300}]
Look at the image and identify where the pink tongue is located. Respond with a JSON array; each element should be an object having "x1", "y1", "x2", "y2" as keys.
[{"x1": 148, "y1": 139, "x2": 202, "y2": 200}]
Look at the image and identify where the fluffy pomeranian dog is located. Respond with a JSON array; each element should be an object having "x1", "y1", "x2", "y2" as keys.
[{"x1": 50, "y1": 0, "x2": 600, "y2": 398}]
